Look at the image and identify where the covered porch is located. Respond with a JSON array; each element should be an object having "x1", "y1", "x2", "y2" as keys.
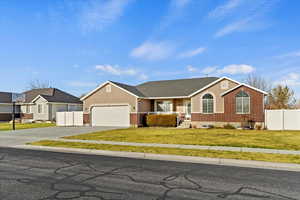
[{"x1": 139, "y1": 98, "x2": 192, "y2": 121}]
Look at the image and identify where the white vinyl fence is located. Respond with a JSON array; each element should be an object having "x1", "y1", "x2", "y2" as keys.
[
  {"x1": 56, "y1": 111, "x2": 84, "y2": 127},
  {"x1": 265, "y1": 110, "x2": 300, "y2": 130}
]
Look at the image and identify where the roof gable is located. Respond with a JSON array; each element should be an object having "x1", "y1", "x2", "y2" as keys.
[
  {"x1": 221, "y1": 84, "x2": 268, "y2": 96},
  {"x1": 24, "y1": 88, "x2": 82, "y2": 104}
]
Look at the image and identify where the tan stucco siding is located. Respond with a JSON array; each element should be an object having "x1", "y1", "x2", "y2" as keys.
[
  {"x1": 191, "y1": 80, "x2": 239, "y2": 113},
  {"x1": 83, "y1": 83, "x2": 137, "y2": 113},
  {"x1": 138, "y1": 99, "x2": 151, "y2": 113},
  {"x1": 33, "y1": 97, "x2": 50, "y2": 121}
]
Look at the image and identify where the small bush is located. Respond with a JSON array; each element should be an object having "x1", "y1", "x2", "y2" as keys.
[
  {"x1": 223, "y1": 124, "x2": 236, "y2": 129},
  {"x1": 256, "y1": 125, "x2": 262, "y2": 130},
  {"x1": 146, "y1": 114, "x2": 177, "y2": 127}
]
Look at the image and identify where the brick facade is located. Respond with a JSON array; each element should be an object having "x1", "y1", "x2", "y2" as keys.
[
  {"x1": 0, "y1": 114, "x2": 12, "y2": 121},
  {"x1": 20, "y1": 113, "x2": 33, "y2": 119},
  {"x1": 191, "y1": 86, "x2": 264, "y2": 124},
  {"x1": 130, "y1": 113, "x2": 147, "y2": 127},
  {"x1": 83, "y1": 114, "x2": 90, "y2": 124}
]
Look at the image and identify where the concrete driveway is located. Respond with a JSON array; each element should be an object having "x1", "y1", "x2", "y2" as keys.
[{"x1": 0, "y1": 126, "x2": 119, "y2": 147}]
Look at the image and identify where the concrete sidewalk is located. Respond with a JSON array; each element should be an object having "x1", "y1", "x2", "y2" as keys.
[{"x1": 52, "y1": 138, "x2": 300, "y2": 155}]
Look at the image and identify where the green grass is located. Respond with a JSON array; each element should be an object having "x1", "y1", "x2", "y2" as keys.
[
  {"x1": 64, "y1": 128, "x2": 300, "y2": 151},
  {"x1": 0, "y1": 123, "x2": 55, "y2": 131},
  {"x1": 30, "y1": 140, "x2": 300, "y2": 165}
]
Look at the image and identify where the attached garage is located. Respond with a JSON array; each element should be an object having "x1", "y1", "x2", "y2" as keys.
[{"x1": 91, "y1": 105, "x2": 130, "y2": 127}]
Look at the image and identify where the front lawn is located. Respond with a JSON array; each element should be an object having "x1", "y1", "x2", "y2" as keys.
[
  {"x1": 30, "y1": 140, "x2": 300, "y2": 164},
  {"x1": 64, "y1": 128, "x2": 300, "y2": 150},
  {"x1": 0, "y1": 123, "x2": 55, "y2": 131}
]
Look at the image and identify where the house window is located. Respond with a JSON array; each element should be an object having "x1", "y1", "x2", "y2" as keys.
[
  {"x1": 236, "y1": 91, "x2": 250, "y2": 114},
  {"x1": 221, "y1": 80, "x2": 229, "y2": 90},
  {"x1": 156, "y1": 101, "x2": 172, "y2": 112},
  {"x1": 38, "y1": 104, "x2": 43, "y2": 114},
  {"x1": 106, "y1": 85, "x2": 111, "y2": 93},
  {"x1": 26, "y1": 105, "x2": 31, "y2": 113},
  {"x1": 202, "y1": 94, "x2": 214, "y2": 114}
]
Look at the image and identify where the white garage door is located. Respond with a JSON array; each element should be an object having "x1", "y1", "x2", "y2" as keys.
[{"x1": 91, "y1": 105, "x2": 130, "y2": 127}]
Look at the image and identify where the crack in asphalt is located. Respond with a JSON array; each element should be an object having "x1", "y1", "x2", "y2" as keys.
[{"x1": 0, "y1": 152, "x2": 298, "y2": 200}]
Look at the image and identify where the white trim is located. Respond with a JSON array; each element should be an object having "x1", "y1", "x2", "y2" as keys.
[
  {"x1": 31, "y1": 95, "x2": 48, "y2": 103},
  {"x1": 183, "y1": 99, "x2": 191, "y2": 118},
  {"x1": 235, "y1": 91, "x2": 251, "y2": 114},
  {"x1": 154, "y1": 100, "x2": 173, "y2": 112},
  {"x1": 188, "y1": 77, "x2": 240, "y2": 97},
  {"x1": 16, "y1": 102, "x2": 35, "y2": 105},
  {"x1": 221, "y1": 84, "x2": 268, "y2": 96},
  {"x1": 47, "y1": 102, "x2": 82, "y2": 105},
  {"x1": 81, "y1": 81, "x2": 139, "y2": 101},
  {"x1": 89, "y1": 103, "x2": 131, "y2": 112},
  {"x1": 37, "y1": 104, "x2": 43, "y2": 114},
  {"x1": 141, "y1": 96, "x2": 189, "y2": 99},
  {"x1": 200, "y1": 92, "x2": 216, "y2": 114}
]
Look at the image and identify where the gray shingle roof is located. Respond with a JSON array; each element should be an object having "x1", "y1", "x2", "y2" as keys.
[
  {"x1": 110, "y1": 81, "x2": 146, "y2": 97},
  {"x1": 110, "y1": 77, "x2": 219, "y2": 98},
  {"x1": 0, "y1": 92, "x2": 12, "y2": 103},
  {"x1": 23, "y1": 88, "x2": 82, "y2": 104}
]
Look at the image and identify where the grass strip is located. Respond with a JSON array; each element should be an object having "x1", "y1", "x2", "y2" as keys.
[
  {"x1": 0, "y1": 123, "x2": 55, "y2": 131},
  {"x1": 30, "y1": 140, "x2": 300, "y2": 165},
  {"x1": 63, "y1": 128, "x2": 300, "y2": 151}
]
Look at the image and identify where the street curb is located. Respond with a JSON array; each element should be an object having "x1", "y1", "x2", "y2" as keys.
[{"x1": 14, "y1": 145, "x2": 300, "y2": 172}]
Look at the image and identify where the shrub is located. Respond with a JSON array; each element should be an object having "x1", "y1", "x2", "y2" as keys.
[
  {"x1": 146, "y1": 114, "x2": 177, "y2": 127},
  {"x1": 223, "y1": 124, "x2": 236, "y2": 129},
  {"x1": 256, "y1": 125, "x2": 262, "y2": 130}
]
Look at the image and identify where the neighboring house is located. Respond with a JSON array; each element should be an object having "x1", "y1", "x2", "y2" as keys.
[
  {"x1": 0, "y1": 92, "x2": 20, "y2": 121},
  {"x1": 19, "y1": 88, "x2": 82, "y2": 121},
  {"x1": 81, "y1": 77, "x2": 268, "y2": 128}
]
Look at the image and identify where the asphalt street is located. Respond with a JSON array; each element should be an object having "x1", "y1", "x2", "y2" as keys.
[{"x1": 0, "y1": 147, "x2": 299, "y2": 200}]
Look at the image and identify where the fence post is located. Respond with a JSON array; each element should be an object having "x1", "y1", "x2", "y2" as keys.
[{"x1": 282, "y1": 110, "x2": 285, "y2": 131}]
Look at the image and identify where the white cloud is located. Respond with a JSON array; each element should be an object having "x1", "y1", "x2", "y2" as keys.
[
  {"x1": 95, "y1": 65, "x2": 137, "y2": 76},
  {"x1": 130, "y1": 41, "x2": 175, "y2": 61},
  {"x1": 208, "y1": 0, "x2": 242, "y2": 19},
  {"x1": 95, "y1": 64, "x2": 148, "y2": 80},
  {"x1": 276, "y1": 73, "x2": 300, "y2": 87},
  {"x1": 80, "y1": 0, "x2": 131, "y2": 33},
  {"x1": 158, "y1": 0, "x2": 191, "y2": 31},
  {"x1": 278, "y1": 51, "x2": 300, "y2": 59},
  {"x1": 186, "y1": 65, "x2": 198, "y2": 72},
  {"x1": 201, "y1": 66, "x2": 218, "y2": 74},
  {"x1": 218, "y1": 64, "x2": 255, "y2": 75},
  {"x1": 212, "y1": 0, "x2": 279, "y2": 38},
  {"x1": 179, "y1": 47, "x2": 206, "y2": 58},
  {"x1": 68, "y1": 81, "x2": 97, "y2": 87},
  {"x1": 172, "y1": 0, "x2": 191, "y2": 9},
  {"x1": 215, "y1": 18, "x2": 251, "y2": 38},
  {"x1": 139, "y1": 74, "x2": 149, "y2": 80}
]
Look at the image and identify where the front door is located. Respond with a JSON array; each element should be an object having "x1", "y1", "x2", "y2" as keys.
[{"x1": 184, "y1": 101, "x2": 191, "y2": 120}]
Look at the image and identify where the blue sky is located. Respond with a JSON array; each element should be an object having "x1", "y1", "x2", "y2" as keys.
[{"x1": 1, "y1": 0, "x2": 300, "y2": 97}]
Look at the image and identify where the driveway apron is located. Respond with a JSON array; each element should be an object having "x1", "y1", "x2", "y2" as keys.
[{"x1": 0, "y1": 126, "x2": 119, "y2": 147}]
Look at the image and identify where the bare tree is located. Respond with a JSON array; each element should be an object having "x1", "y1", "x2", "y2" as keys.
[
  {"x1": 27, "y1": 80, "x2": 51, "y2": 90},
  {"x1": 245, "y1": 74, "x2": 271, "y2": 92},
  {"x1": 268, "y1": 85, "x2": 296, "y2": 109}
]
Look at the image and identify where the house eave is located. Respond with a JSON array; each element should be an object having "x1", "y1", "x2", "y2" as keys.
[
  {"x1": 221, "y1": 84, "x2": 268, "y2": 96},
  {"x1": 140, "y1": 96, "x2": 190, "y2": 100}
]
